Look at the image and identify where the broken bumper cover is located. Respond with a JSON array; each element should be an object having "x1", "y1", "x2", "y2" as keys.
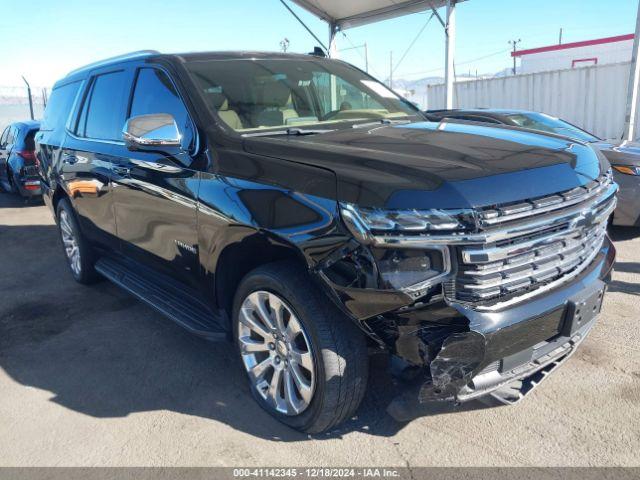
[{"x1": 416, "y1": 236, "x2": 615, "y2": 405}]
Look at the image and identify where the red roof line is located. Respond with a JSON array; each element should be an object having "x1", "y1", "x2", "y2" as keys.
[{"x1": 511, "y1": 33, "x2": 634, "y2": 57}]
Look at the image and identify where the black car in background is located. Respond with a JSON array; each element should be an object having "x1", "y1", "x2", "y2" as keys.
[
  {"x1": 37, "y1": 51, "x2": 615, "y2": 433},
  {"x1": 425, "y1": 109, "x2": 639, "y2": 227},
  {"x1": 0, "y1": 120, "x2": 41, "y2": 197}
]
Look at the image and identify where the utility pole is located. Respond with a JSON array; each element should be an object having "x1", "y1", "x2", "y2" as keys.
[
  {"x1": 559, "y1": 28, "x2": 563, "y2": 45},
  {"x1": 508, "y1": 39, "x2": 521, "y2": 75},
  {"x1": 389, "y1": 51, "x2": 393, "y2": 88},
  {"x1": 42, "y1": 88, "x2": 48, "y2": 108},
  {"x1": 21, "y1": 76, "x2": 34, "y2": 120}
]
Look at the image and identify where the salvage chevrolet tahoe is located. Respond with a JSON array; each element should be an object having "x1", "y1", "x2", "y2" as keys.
[{"x1": 37, "y1": 51, "x2": 617, "y2": 433}]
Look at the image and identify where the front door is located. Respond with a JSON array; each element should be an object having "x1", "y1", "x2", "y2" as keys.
[{"x1": 111, "y1": 66, "x2": 200, "y2": 285}]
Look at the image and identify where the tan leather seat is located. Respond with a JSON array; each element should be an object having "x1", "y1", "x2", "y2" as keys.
[
  {"x1": 205, "y1": 89, "x2": 244, "y2": 130},
  {"x1": 254, "y1": 81, "x2": 299, "y2": 127},
  {"x1": 218, "y1": 98, "x2": 243, "y2": 130}
]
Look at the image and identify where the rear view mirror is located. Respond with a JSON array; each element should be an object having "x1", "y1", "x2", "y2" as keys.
[{"x1": 123, "y1": 113, "x2": 181, "y2": 150}]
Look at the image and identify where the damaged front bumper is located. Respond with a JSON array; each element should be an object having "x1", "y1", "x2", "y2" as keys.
[{"x1": 318, "y1": 235, "x2": 615, "y2": 405}]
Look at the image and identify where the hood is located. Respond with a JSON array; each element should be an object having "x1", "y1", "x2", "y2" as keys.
[
  {"x1": 593, "y1": 140, "x2": 640, "y2": 166},
  {"x1": 243, "y1": 121, "x2": 605, "y2": 209}
]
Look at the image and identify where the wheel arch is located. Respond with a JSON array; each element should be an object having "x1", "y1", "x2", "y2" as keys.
[{"x1": 213, "y1": 231, "x2": 311, "y2": 320}]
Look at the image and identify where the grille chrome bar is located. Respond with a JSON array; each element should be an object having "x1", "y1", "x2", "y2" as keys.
[
  {"x1": 478, "y1": 171, "x2": 613, "y2": 226},
  {"x1": 370, "y1": 181, "x2": 616, "y2": 248},
  {"x1": 452, "y1": 172, "x2": 615, "y2": 305}
]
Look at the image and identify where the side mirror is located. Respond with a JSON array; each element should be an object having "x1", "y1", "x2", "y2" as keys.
[{"x1": 122, "y1": 113, "x2": 181, "y2": 150}]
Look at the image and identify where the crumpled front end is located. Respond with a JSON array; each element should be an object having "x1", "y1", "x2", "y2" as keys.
[{"x1": 316, "y1": 169, "x2": 617, "y2": 405}]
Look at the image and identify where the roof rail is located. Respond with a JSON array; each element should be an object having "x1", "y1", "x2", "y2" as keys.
[{"x1": 66, "y1": 50, "x2": 161, "y2": 77}]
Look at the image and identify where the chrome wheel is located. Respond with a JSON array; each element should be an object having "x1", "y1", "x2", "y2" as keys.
[
  {"x1": 238, "y1": 290, "x2": 315, "y2": 416},
  {"x1": 59, "y1": 210, "x2": 81, "y2": 276}
]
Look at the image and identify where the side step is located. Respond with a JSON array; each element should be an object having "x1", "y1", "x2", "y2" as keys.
[{"x1": 95, "y1": 256, "x2": 228, "y2": 341}]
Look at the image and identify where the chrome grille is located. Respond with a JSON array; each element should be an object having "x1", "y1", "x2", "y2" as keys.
[{"x1": 452, "y1": 172, "x2": 616, "y2": 306}]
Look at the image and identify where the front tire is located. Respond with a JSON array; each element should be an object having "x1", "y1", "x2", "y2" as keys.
[
  {"x1": 56, "y1": 198, "x2": 100, "y2": 284},
  {"x1": 233, "y1": 261, "x2": 369, "y2": 433}
]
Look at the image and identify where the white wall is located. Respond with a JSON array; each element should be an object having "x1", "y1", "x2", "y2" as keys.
[
  {"x1": 426, "y1": 61, "x2": 631, "y2": 141},
  {"x1": 520, "y1": 39, "x2": 633, "y2": 73}
]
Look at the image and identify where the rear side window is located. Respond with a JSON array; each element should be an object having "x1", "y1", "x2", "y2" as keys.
[
  {"x1": 129, "y1": 68, "x2": 192, "y2": 141},
  {"x1": 79, "y1": 70, "x2": 130, "y2": 141},
  {"x1": 41, "y1": 81, "x2": 81, "y2": 132}
]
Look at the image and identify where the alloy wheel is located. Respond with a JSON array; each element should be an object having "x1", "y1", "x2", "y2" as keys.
[
  {"x1": 238, "y1": 290, "x2": 315, "y2": 416},
  {"x1": 59, "y1": 210, "x2": 81, "y2": 276}
]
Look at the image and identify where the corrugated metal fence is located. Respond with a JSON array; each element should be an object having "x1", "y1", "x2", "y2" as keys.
[{"x1": 426, "y1": 62, "x2": 631, "y2": 141}]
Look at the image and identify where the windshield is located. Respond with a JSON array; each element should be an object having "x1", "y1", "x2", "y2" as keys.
[
  {"x1": 506, "y1": 112, "x2": 599, "y2": 143},
  {"x1": 185, "y1": 58, "x2": 420, "y2": 133}
]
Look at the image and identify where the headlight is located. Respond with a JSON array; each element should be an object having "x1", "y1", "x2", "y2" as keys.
[
  {"x1": 340, "y1": 204, "x2": 459, "y2": 296},
  {"x1": 340, "y1": 203, "x2": 475, "y2": 238},
  {"x1": 372, "y1": 247, "x2": 449, "y2": 292},
  {"x1": 612, "y1": 165, "x2": 640, "y2": 176}
]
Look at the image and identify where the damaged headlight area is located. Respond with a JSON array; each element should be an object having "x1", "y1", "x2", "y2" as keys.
[
  {"x1": 340, "y1": 203, "x2": 470, "y2": 297},
  {"x1": 372, "y1": 247, "x2": 449, "y2": 296}
]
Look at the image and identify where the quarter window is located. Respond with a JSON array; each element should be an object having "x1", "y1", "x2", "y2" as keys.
[{"x1": 41, "y1": 80, "x2": 81, "y2": 132}]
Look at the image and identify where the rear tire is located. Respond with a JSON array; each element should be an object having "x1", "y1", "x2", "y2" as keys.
[
  {"x1": 56, "y1": 198, "x2": 100, "y2": 284},
  {"x1": 233, "y1": 261, "x2": 369, "y2": 433}
]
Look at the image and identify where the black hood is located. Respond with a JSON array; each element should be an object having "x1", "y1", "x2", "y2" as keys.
[{"x1": 244, "y1": 121, "x2": 606, "y2": 209}]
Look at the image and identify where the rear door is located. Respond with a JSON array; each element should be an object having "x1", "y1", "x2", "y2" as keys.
[
  {"x1": 62, "y1": 66, "x2": 134, "y2": 250},
  {"x1": 111, "y1": 65, "x2": 200, "y2": 284}
]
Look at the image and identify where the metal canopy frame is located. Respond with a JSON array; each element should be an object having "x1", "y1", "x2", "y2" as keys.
[
  {"x1": 288, "y1": 0, "x2": 640, "y2": 137},
  {"x1": 624, "y1": 1, "x2": 640, "y2": 141},
  {"x1": 289, "y1": 0, "x2": 462, "y2": 108}
]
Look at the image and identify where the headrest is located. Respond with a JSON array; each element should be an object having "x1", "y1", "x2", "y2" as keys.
[
  {"x1": 259, "y1": 80, "x2": 292, "y2": 108},
  {"x1": 207, "y1": 91, "x2": 227, "y2": 110}
]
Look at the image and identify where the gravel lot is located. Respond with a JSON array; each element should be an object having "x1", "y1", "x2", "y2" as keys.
[{"x1": 0, "y1": 191, "x2": 639, "y2": 467}]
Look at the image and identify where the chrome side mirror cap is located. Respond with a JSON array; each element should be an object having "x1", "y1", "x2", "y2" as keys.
[{"x1": 122, "y1": 113, "x2": 181, "y2": 149}]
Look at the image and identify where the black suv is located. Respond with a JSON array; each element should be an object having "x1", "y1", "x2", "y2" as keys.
[{"x1": 37, "y1": 50, "x2": 616, "y2": 433}]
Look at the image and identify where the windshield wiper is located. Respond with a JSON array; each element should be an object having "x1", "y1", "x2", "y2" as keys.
[
  {"x1": 352, "y1": 118, "x2": 412, "y2": 129},
  {"x1": 242, "y1": 128, "x2": 334, "y2": 138}
]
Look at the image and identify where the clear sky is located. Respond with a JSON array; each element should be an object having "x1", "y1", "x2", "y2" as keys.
[{"x1": 0, "y1": 0, "x2": 637, "y2": 89}]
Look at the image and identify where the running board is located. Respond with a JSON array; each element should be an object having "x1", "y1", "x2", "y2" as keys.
[{"x1": 95, "y1": 257, "x2": 228, "y2": 341}]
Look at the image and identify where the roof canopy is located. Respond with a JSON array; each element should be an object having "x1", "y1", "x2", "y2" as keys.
[{"x1": 290, "y1": 0, "x2": 461, "y2": 30}]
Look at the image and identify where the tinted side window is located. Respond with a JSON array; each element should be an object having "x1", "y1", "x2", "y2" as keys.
[
  {"x1": 83, "y1": 71, "x2": 130, "y2": 141},
  {"x1": 41, "y1": 80, "x2": 82, "y2": 132},
  {"x1": 6, "y1": 127, "x2": 15, "y2": 145},
  {"x1": 129, "y1": 68, "x2": 191, "y2": 142}
]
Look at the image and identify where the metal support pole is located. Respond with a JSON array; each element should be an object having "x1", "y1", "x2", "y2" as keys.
[
  {"x1": 21, "y1": 76, "x2": 34, "y2": 120},
  {"x1": 389, "y1": 51, "x2": 393, "y2": 88},
  {"x1": 624, "y1": 1, "x2": 640, "y2": 142},
  {"x1": 329, "y1": 23, "x2": 339, "y2": 110},
  {"x1": 364, "y1": 42, "x2": 369, "y2": 73},
  {"x1": 328, "y1": 23, "x2": 339, "y2": 58},
  {"x1": 444, "y1": 0, "x2": 456, "y2": 109}
]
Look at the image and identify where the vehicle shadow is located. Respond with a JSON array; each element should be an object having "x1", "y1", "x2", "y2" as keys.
[{"x1": 0, "y1": 222, "x2": 499, "y2": 441}]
